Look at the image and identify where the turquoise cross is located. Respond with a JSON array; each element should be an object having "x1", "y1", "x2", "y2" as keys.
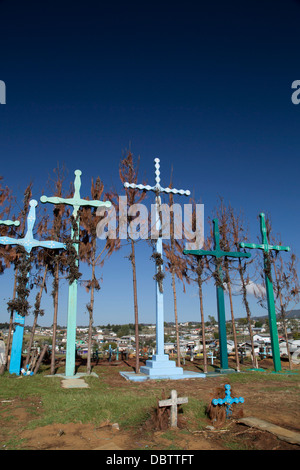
[
  {"x1": 212, "y1": 384, "x2": 244, "y2": 418},
  {"x1": 0, "y1": 200, "x2": 65, "y2": 375},
  {"x1": 240, "y1": 212, "x2": 290, "y2": 372},
  {"x1": 40, "y1": 170, "x2": 111, "y2": 377},
  {"x1": 184, "y1": 218, "x2": 250, "y2": 372}
]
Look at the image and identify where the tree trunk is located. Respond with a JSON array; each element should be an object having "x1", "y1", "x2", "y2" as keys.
[
  {"x1": 34, "y1": 344, "x2": 48, "y2": 374},
  {"x1": 131, "y1": 239, "x2": 140, "y2": 373},
  {"x1": 280, "y1": 307, "x2": 292, "y2": 369},
  {"x1": 171, "y1": 270, "x2": 181, "y2": 367},
  {"x1": 224, "y1": 266, "x2": 240, "y2": 371},
  {"x1": 238, "y1": 260, "x2": 257, "y2": 368},
  {"x1": 87, "y1": 246, "x2": 96, "y2": 375},
  {"x1": 51, "y1": 262, "x2": 59, "y2": 375},
  {"x1": 24, "y1": 266, "x2": 48, "y2": 368},
  {"x1": 272, "y1": 261, "x2": 292, "y2": 369},
  {"x1": 198, "y1": 275, "x2": 208, "y2": 373},
  {"x1": 0, "y1": 268, "x2": 18, "y2": 374}
]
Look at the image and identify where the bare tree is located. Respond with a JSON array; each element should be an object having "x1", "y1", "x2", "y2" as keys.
[
  {"x1": 211, "y1": 198, "x2": 241, "y2": 371},
  {"x1": 1, "y1": 183, "x2": 33, "y2": 373},
  {"x1": 114, "y1": 151, "x2": 147, "y2": 373},
  {"x1": 42, "y1": 165, "x2": 70, "y2": 375},
  {"x1": 162, "y1": 177, "x2": 191, "y2": 367},
  {"x1": 185, "y1": 251, "x2": 211, "y2": 372},
  {"x1": 230, "y1": 206, "x2": 258, "y2": 368},
  {"x1": 80, "y1": 176, "x2": 120, "y2": 374},
  {"x1": 179, "y1": 197, "x2": 211, "y2": 372},
  {"x1": 273, "y1": 252, "x2": 300, "y2": 368},
  {"x1": 258, "y1": 217, "x2": 300, "y2": 369}
]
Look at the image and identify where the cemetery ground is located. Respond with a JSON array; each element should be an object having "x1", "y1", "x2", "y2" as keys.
[{"x1": 0, "y1": 356, "x2": 299, "y2": 451}]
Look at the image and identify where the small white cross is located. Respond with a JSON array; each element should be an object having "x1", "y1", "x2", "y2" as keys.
[
  {"x1": 208, "y1": 350, "x2": 216, "y2": 365},
  {"x1": 159, "y1": 389, "x2": 188, "y2": 428}
]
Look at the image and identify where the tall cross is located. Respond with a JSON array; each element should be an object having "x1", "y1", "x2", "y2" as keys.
[
  {"x1": 184, "y1": 218, "x2": 251, "y2": 372},
  {"x1": 240, "y1": 212, "x2": 290, "y2": 372},
  {"x1": 124, "y1": 158, "x2": 190, "y2": 366},
  {"x1": 40, "y1": 169, "x2": 111, "y2": 377},
  {"x1": 0, "y1": 200, "x2": 65, "y2": 375}
]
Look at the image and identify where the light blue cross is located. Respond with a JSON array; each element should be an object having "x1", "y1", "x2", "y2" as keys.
[
  {"x1": 124, "y1": 158, "x2": 190, "y2": 377},
  {"x1": 40, "y1": 170, "x2": 111, "y2": 377},
  {"x1": 0, "y1": 200, "x2": 65, "y2": 374}
]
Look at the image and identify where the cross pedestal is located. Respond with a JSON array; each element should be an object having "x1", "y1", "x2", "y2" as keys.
[
  {"x1": 240, "y1": 212, "x2": 290, "y2": 373},
  {"x1": 184, "y1": 218, "x2": 251, "y2": 373},
  {"x1": 40, "y1": 170, "x2": 111, "y2": 377},
  {"x1": 159, "y1": 389, "x2": 188, "y2": 428},
  {"x1": 0, "y1": 201, "x2": 65, "y2": 375},
  {"x1": 120, "y1": 158, "x2": 206, "y2": 381}
]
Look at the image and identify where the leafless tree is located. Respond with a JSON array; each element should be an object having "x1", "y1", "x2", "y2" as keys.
[
  {"x1": 80, "y1": 176, "x2": 120, "y2": 374},
  {"x1": 257, "y1": 216, "x2": 300, "y2": 369},
  {"x1": 230, "y1": 206, "x2": 258, "y2": 368},
  {"x1": 114, "y1": 151, "x2": 147, "y2": 373}
]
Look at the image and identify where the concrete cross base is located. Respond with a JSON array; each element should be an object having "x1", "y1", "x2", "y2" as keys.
[
  {"x1": 120, "y1": 355, "x2": 206, "y2": 381},
  {"x1": 45, "y1": 372, "x2": 98, "y2": 379},
  {"x1": 120, "y1": 370, "x2": 206, "y2": 382},
  {"x1": 140, "y1": 354, "x2": 184, "y2": 377},
  {"x1": 214, "y1": 368, "x2": 237, "y2": 374}
]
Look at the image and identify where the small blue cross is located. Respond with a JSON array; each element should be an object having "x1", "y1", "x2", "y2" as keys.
[{"x1": 212, "y1": 384, "x2": 244, "y2": 418}]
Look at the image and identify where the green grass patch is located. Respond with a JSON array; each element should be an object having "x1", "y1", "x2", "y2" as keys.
[{"x1": 0, "y1": 371, "x2": 157, "y2": 432}]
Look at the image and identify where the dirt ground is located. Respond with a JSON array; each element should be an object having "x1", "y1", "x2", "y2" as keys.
[{"x1": 1, "y1": 357, "x2": 300, "y2": 451}]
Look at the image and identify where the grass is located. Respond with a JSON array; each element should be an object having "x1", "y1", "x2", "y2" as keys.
[
  {"x1": 184, "y1": 397, "x2": 208, "y2": 430},
  {"x1": 0, "y1": 369, "x2": 157, "y2": 432},
  {"x1": 226, "y1": 369, "x2": 300, "y2": 385}
]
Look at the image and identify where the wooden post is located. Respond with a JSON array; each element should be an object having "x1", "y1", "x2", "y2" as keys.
[{"x1": 34, "y1": 344, "x2": 48, "y2": 374}]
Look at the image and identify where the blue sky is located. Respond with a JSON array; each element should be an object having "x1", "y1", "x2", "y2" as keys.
[{"x1": 0, "y1": 0, "x2": 299, "y2": 326}]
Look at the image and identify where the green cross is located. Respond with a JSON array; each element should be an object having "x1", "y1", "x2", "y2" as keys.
[
  {"x1": 184, "y1": 218, "x2": 250, "y2": 372},
  {"x1": 240, "y1": 212, "x2": 290, "y2": 372},
  {"x1": 40, "y1": 170, "x2": 111, "y2": 377}
]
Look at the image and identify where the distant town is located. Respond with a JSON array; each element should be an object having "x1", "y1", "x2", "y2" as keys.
[{"x1": 1, "y1": 310, "x2": 299, "y2": 359}]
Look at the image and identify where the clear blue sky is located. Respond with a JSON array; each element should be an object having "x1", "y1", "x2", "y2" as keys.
[{"x1": 0, "y1": 0, "x2": 299, "y2": 326}]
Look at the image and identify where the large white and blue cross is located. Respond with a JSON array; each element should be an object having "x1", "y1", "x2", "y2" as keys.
[{"x1": 124, "y1": 158, "x2": 190, "y2": 376}]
